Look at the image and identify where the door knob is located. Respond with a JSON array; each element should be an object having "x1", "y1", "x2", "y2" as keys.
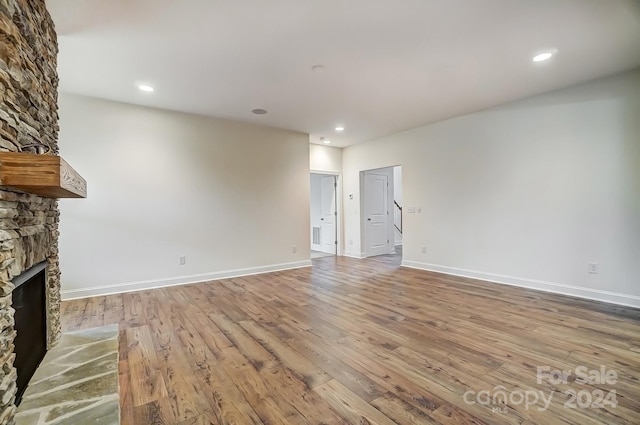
[
  {"x1": 367, "y1": 218, "x2": 372, "y2": 221},
  {"x1": 321, "y1": 218, "x2": 324, "y2": 221}
]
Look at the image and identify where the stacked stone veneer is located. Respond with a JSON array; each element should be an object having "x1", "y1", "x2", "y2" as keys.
[{"x1": 0, "y1": 1, "x2": 61, "y2": 424}]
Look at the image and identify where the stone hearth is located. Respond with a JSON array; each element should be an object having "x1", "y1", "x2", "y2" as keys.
[
  {"x1": 15, "y1": 325, "x2": 120, "y2": 425},
  {"x1": 0, "y1": 0, "x2": 62, "y2": 424}
]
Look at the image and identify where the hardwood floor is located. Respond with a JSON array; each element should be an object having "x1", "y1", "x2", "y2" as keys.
[{"x1": 61, "y1": 254, "x2": 640, "y2": 425}]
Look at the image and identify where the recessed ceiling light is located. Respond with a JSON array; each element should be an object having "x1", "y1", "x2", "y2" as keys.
[
  {"x1": 335, "y1": 126, "x2": 345, "y2": 132},
  {"x1": 312, "y1": 65, "x2": 325, "y2": 73},
  {"x1": 138, "y1": 84, "x2": 154, "y2": 92},
  {"x1": 533, "y1": 52, "x2": 554, "y2": 62},
  {"x1": 323, "y1": 140, "x2": 331, "y2": 144},
  {"x1": 252, "y1": 108, "x2": 268, "y2": 115}
]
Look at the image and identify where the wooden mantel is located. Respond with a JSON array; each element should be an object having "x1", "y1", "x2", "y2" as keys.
[{"x1": 0, "y1": 152, "x2": 87, "y2": 198}]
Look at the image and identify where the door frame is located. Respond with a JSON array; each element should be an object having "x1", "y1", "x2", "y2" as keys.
[
  {"x1": 310, "y1": 170, "x2": 343, "y2": 256},
  {"x1": 361, "y1": 167, "x2": 396, "y2": 258}
]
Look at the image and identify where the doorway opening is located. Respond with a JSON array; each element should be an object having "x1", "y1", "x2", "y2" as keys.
[
  {"x1": 361, "y1": 166, "x2": 402, "y2": 262},
  {"x1": 310, "y1": 173, "x2": 338, "y2": 258}
]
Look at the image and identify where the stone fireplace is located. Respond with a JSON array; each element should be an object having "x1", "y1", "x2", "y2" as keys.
[{"x1": 0, "y1": 0, "x2": 62, "y2": 424}]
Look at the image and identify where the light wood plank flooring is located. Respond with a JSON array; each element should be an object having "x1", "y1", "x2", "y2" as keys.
[{"x1": 61, "y1": 254, "x2": 640, "y2": 424}]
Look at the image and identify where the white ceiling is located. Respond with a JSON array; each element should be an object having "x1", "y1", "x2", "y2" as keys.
[{"x1": 47, "y1": 0, "x2": 640, "y2": 147}]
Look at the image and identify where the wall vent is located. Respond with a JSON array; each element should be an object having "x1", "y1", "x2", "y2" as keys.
[{"x1": 312, "y1": 227, "x2": 321, "y2": 245}]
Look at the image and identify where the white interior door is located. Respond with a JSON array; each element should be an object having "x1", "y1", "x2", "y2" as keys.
[
  {"x1": 364, "y1": 172, "x2": 389, "y2": 257},
  {"x1": 320, "y1": 175, "x2": 337, "y2": 254}
]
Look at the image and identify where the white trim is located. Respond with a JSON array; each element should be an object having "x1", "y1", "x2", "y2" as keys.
[
  {"x1": 401, "y1": 260, "x2": 640, "y2": 309},
  {"x1": 344, "y1": 250, "x2": 366, "y2": 259},
  {"x1": 61, "y1": 260, "x2": 312, "y2": 300},
  {"x1": 310, "y1": 169, "x2": 341, "y2": 176}
]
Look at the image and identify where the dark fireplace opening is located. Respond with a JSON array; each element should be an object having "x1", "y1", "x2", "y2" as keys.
[{"x1": 12, "y1": 262, "x2": 47, "y2": 405}]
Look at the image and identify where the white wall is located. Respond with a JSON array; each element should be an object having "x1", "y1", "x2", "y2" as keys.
[
  {"x1": 342, "y1": 70, "x2": 640, "y2": 307},
  {"x1": 58, "y1": 94, "x2": 311, "y2": 299},
  {"x1": 310, "y1": 144, "x2": 342, "y2": 174}
]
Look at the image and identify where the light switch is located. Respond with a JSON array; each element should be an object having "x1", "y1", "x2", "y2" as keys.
[{"x1": 407, "y1": 207, "x2": 416, "y2": 213}]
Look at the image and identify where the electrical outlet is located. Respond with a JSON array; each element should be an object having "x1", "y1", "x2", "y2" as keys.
[
  {"x1": 417, "y1": 206, "x2": 422, "y2": 213},
  {"x1": 421, "y1": 246, "x2": 427, "y2": 254},
  {"x1": 349, "y1": 239, "x2": 353, "y2": 245},
  {"x1": 179, "y1": 256, "x2": 186, "y2": 265},
  {"x1": 588, "y1": 263, "x2": 599, "y2": 274},
  {"x1": 292, "y1": 245, "x2": 297, "y2": 254}
]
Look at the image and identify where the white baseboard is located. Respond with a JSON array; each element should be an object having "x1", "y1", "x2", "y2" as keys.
[
  {"x1": 344, "y1": 250, "x2": 365, "y2": 259},
  {"x1": 401, "y1": 260, "x2": 640, "y2": 309},
  {"x1": 61, "y1": 260, "x2": 312, "y2": 300}
]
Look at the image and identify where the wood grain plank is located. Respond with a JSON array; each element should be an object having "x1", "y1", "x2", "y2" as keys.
[
  {"x1": 157, "y1": 341, "x2": 209, "y2": 423},
  {"x1": 104, "y1": 293, "x2": 125, "y2": 326},
  {"x1": 118, "y1": 359, "x2": 135, "y2": 425},
  {"x1": 370, "y1": 392, "x2": 440, "y2": 425},
  {"x1": 132, "y1": 398, "x2": 176, "y2": 425},
  {"x1": 314, "y1": 379, "x2": 397, "y2": 425},
  {"x1": 125, "y1": 326, "x2": 168, "y2": 407},
  {"x1": 123, "y1": 292, "x2": 147, "y2": 329},
  {"x1": 239, "y1": 319, "x2": 331, "y2": 388}
]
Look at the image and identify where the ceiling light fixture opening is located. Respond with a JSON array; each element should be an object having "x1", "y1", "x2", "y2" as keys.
[
  {"x1": 335, "y1": 126, "x2": 345, "y2": 132},
  {"x1": 312, "y1": 65, "x2": 325, "y2": 73},
  {"x1": 252, "y1": 108, "x2": 268, "y2": 115},
  {"x1": 138, "y1": 84, "x2": 154, "y2": 92},
  {"x1": 323, "y1": 140, "x2": 331, "y2": 144}
]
